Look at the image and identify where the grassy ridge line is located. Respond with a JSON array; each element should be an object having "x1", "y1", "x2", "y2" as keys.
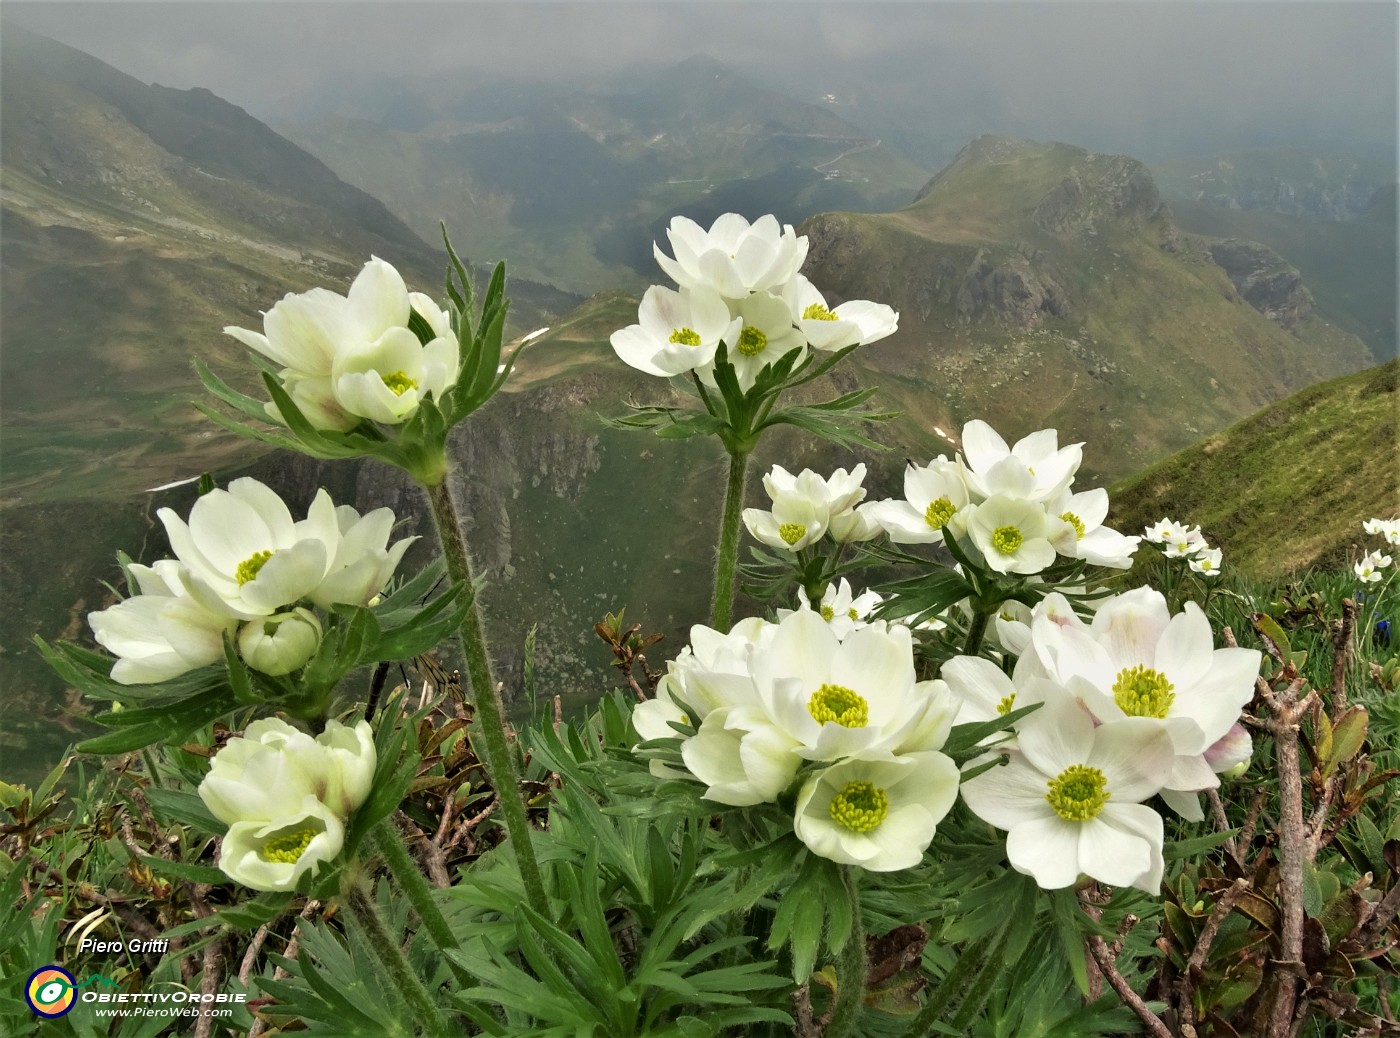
[{"x1": 1109, "y1": 359, "x2": 1399, "y2": 578}]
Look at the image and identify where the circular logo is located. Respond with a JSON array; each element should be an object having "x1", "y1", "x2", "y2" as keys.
[{"x1": 25, "y1": 966, "x2": 77, "y2": 1018}]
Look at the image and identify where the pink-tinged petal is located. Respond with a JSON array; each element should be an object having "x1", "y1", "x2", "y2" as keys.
[
  {"x1": 1006, "y1": 815, "x2": 1082, "y2": 889},
  {"x1": 1079, "y1": 815, "x2": 1152, "y2": 888},
  {"x1": 1085, "y1": 718, "x2": 1175, "y2": 802}
]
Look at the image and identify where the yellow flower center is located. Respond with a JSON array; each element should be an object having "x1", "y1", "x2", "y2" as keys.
[
  {"x1": 1113, "y1": 665, "x2": 1176, "y2": 719},
  {"x1": 1060, "y1": 512, "x2": 1086, "y2": 539},
  {"x1": 382, "y1": 370, "x2": 418, "y2": 396},
  {"x1": 808, "y1": 683, "x2": 869, "y2": 728},
  {"x1": 992, "y1": 525, "x2": 1024, "y2": 555},
  {"x1": 736, "y1": 326, "x2": 768, "y2": 356},
  {"x1": 996, "y1": 692, "x2": 1016, "y2": 716},
  {"x1": 829, "y1": 780, "x2": 889, "y2": 833},
  {"x1": 1199, "y1": 560, "x2": 1214, "y2": 571},
  {"x1": 778, "y1": 522, "x2": 807, "y2": 546},
  {"x1": 236, "y1": 550, "x2": 274, "y2": 586},
  {"x1": 802, "y1": 302, "x2": 838, "y2": 322},
  {"x1": 924, "y1": 496, "x2": 957, "y2": 530},
  {"x1": 848, "y1": 607, "x2": 860, "y2": 621},
  {"x1": 260, "y1": 827, "x2": 317, "y2": 864},
  {"x1": 669, "y1": 327, "x2": 701, "y2": 347},
  {"x1": 821, "y1": 605, "x2": 835, "y2": 622},
  {"x1": 1045, "y1": 764, "x2": 1110, "y2": 822}
]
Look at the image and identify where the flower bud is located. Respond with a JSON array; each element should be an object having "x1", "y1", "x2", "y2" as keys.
[
  {"x1": 238, "y1": 608, "x2": 322, "y2": 676},
  {"x1": 1205, "y1": 722, "x2": 1252, "y2": 777}
]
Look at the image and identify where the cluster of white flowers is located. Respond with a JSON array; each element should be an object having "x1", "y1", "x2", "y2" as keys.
[
  {"x1": 198, "y1": 718, "x2": 375, "y2": 890},
  {"x1": 1357, "y1": 518, "x2": 1398, "y2": 583},
  {"x1": 226, "y1": 258, "x2": 459, "y2": 431},
  {"x1": 951, "y1": 587, "x2": 1260, "y2": 892},
  {"x1": 610, "y1": 214, "x2": 898, "y2": 392},
  {"x1": 744, "y1": 420, "x2": 1140, "y2": 574},
  {"x1": 742, "y1": 463, "x2": 881, "y2": 550},
  {"x1": 88, "y1": 478, "x2": 414, "y2": 683},
  {"x1": 633, "y1": 610, "x2": 960, "y2": 872},
  {"x1": 1144, "y1": 518, "x2": 1223, "y2": 578},
  {"x1": 1363, "y1": 517, "x2": 1400, "y2": 546}
]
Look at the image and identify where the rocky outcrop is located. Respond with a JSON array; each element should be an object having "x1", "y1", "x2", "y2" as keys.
[
  {"x1": 1033, "y1": 154, "x2": 1168, "y2": 236},
  {"x1": 1206, "y1": 239, "x2": 1314, "y2": 330},
  {"x1": 956, "y1": 248, "x2": 1070, "y2": 328}
]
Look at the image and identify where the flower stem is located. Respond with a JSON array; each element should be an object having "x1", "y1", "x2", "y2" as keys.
[
  {"x1": 344, "y1": 881, "x2": 452, "y2": 1037},
  {"x1": 825, "y1": 865, "x2": 868, "y2": 1038},
  {"x1": 424, "y1": 479, "x2": 550, "y2": 919},
  {"x1": 371, "y1": 821, "x2": 476, "y2": 989},
  {"x1": 711, "y1": 449, "x2": 751, "y2": 631},
  {"x1": 962, "y1": 606, "x2": 991, "y2": 656}
]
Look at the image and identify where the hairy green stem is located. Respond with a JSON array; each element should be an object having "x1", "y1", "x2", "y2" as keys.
[
  {"x1": 905, "y1": 927, "x2": 1002, "y2": 1035},
  {"x1": 711, "y1": 449, "x2": 751, "y2": 631},
  {"x1": 425, "y1": 479, "x2": 550, "y2": 918},
  {"x1": 962, "y1": 607, "x2": 991, "y2": 656},
  {"x1": 371, "y1": 821, "x2": 477, "y2": 989},
  {"x1": 344, "y1": 882, "x2": 452, "y2": 1037},
  {"x1": 825, "y1": 865, "x2": 868, "y2": 1038}
]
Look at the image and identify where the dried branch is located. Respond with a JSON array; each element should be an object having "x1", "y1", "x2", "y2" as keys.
[
  {"x1": 1085, "y1": 933, "x2": 1173, "y2": 1038},
  {"x1": 1328, "y1": 598, "x2": 1358, "y2": 717}
]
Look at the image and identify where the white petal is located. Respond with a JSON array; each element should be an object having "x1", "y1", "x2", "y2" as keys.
[{"x1": 1006, "y1": 815, "x2": 1082, "y2": 889}]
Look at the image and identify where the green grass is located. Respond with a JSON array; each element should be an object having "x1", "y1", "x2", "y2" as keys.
[{"x1": 1109, "y1": 359, "x2": 1399, "y2": 578}]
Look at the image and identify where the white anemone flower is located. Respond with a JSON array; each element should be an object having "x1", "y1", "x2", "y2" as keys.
[
  {"x1": 743, "y1": 465, "x2": 855, "y2": 552},
  {"x1": 159, "y1": 478, "x2": 336, "y2": 617},
  {"x1": 654, "y1": 213, "x2": 808, "y2": 299},
  {"x1": 863, "y1": 457, "x2": 970, "y2": 545},
  {"x1": 782, "y1": 579, "x2": 885, "y2": 640},
  {"x1": 794, "y1": 752, "x2": 960, "y2": 872},
  {"x1": 1047, "y1": 489, "x2": 1141, "y2": 570},
  {"x1": 219, "y1": 795, "x2": 346, "y2": 892},
  {"x1": 963, "y1": 495, "x2": 1056, "y2": 575},
  {"x1": 610, "y1": 285, "x2": 741, "y2": 377},
  {"x1": 744, "y1": 610, "x2": 942, "y2": 762},
  {"x1": 1143, "y1": 518, "x2": 1188, "y2": 545},
  {"x1": 1162, "y1": 526, "x2": 1208, "y2": 559},
  {"x1": 331, "y1": 326, "x2": 459, "y2": 426},
  {"x1": 1362, "y1": 518, "x2": 1400, "y2": 545},
  {"x1": 828, "y1": 501, "x2": 884, "y2": 544},
  {"x1": 1355, "y1": 551, "x2": 1392, "y2": 583},
  {"x1": 960, "y1": 689, "x2": 1174, "y2": 893},
  {"x1": 88, "y1": 560, "x2": 240, "y2": 684},
  {"x1": 1018, "y1": 587, "x2": 1261, "y2": 820},
  {"x1": 198, "y1": 718, "x2": 376, "y2": 825},
  {"x1": 1188, "y1": 548, "x2": 1224, "y2": 577},
  {"x1": 781, "y1": 275, "x2": 898, "y2": 351},
  {"x1": 306, "y1": 495, "x2": 416, "y2": 610},
  {"x1": 709, "y1": 291, "x2": 806, "y2": 392},
  {"x1": 226, "y1": 257, "x2": 456, "y2": 431},
  {"x1": 992, "y1": 590, "x2": 1088, "y2": 659},
  {"x1": 1205, "y1": 723, "x2": 1253, "y2": 781},
  {"x1": 939, "y1": 655, "x2": 1048, "y2": 730},
  {"x1": 238, "y1": 608, "x2": 323, "y2": 677},
  {"x1": 199, "y1": 717, "x2": 374, "y2": 891},
  {"x1": 960, "y1": 421, "x2": 1082, "y2": 504}
]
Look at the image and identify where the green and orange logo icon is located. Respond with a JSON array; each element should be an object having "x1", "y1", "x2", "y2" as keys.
[{"x1": 25, "y1": 966, "x2": 77, "y2": 1017}]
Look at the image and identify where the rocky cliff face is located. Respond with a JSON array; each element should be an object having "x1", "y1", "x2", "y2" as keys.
[
  {"x1": 1206, "y1": 239, "x2": 1314, "y2": 329},
  {"x1": 955, "y1": 247, "x2": 1071, "y2": 328}
]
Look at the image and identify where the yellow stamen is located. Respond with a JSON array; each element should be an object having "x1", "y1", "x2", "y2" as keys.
[
  {"x1": 829, "y1": 780, "x2": 888, "y2": 832},
  {"x1": 1045, "y1": 764, "x2": 1110, "y2": 821},
  {"x1": 236, "y1": 550, "x2": 274, "y2": 586},
  {"x1": 808, "y1": 683, "x2": 869, "y2": 728}
]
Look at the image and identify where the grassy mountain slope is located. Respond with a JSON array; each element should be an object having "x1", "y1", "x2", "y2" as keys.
[
  {"x1": 278, "y1": 55, "x2": 932, "y2": 293},
  {"x1": 1109, "y1": 360, "x2": 1399, "y2": 577},
  {"x1": 799, "y1": 136, "x2": 1374, "y2": 484}
]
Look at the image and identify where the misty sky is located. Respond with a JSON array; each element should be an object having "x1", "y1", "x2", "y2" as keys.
[{"x1": 4, "y1": 2, "x2": 1398, "y2": 164}]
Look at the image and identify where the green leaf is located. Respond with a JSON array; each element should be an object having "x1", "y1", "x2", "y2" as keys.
[
  {"x1": 1163, "y1": 828, "x2": 1239, "y2": 861},
  {"x1": 136, "y1": 854, "x2": 227, "y2": 885},
  {"x1": 144, "y1": 787, "x2": 226, "y2": 837}
]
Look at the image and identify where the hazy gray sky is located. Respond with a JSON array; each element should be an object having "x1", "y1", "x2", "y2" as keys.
[{"x1": 5, "y1": 2, "x2": 1398, "y2": 161}]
